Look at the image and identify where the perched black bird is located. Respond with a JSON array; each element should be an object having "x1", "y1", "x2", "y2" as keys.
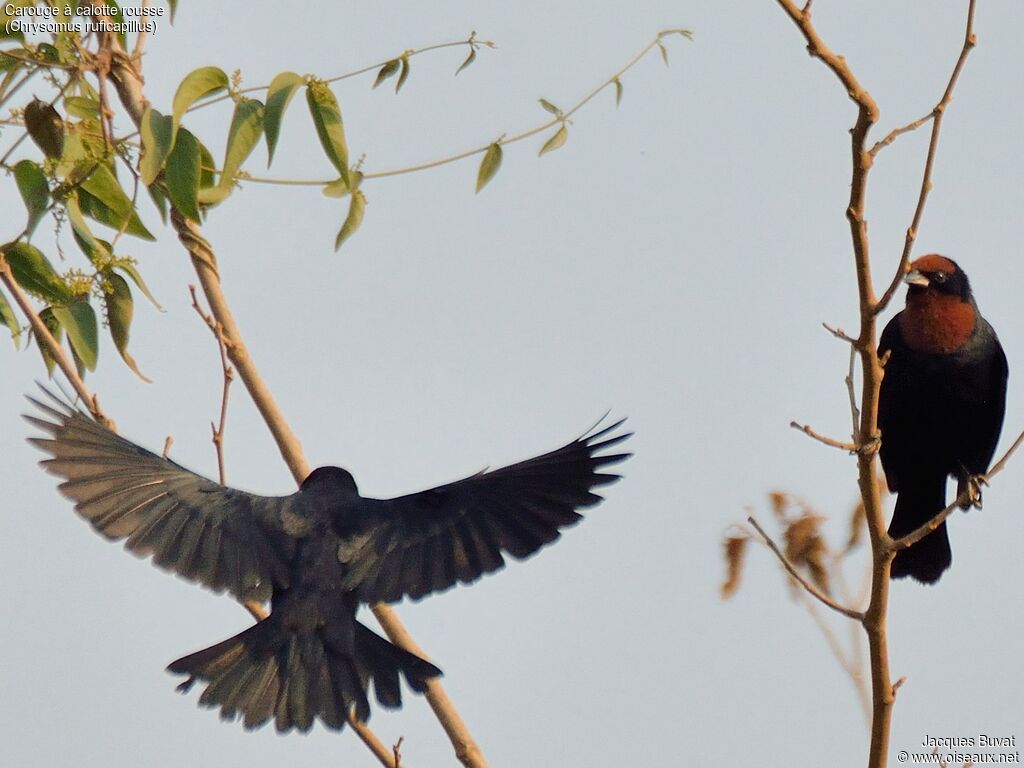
[
  {"x1": 27, "y1": 392, "x2": 630, "y2": 732},
  {"x1": 879, "y1": 255, "x2": 1008, "y2": 584}
]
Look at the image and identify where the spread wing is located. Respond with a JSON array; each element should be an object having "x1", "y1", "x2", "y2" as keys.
[
  {"x1": 338, "y1": 419, "x2": 631, "y2": 603},
  {"x1": 25, "y1": 392, "x2": 302, "y2": 603}
]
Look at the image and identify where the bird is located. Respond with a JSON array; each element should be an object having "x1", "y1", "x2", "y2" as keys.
[
  {"x1": 878, "y1": 254, "x2": 1008, "y2": 584},
  {"x1": 25, "y1": 390, "x2": 631, "y2": 732}
]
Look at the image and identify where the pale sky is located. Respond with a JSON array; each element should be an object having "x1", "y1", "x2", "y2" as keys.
[{"x1": 3, "y1": 2, "x2": 1023, "y2": 766}]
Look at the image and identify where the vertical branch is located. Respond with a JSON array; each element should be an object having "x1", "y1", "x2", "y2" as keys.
[{"x1": 774, "y1": 3, "x2": 980, "y2": 767}]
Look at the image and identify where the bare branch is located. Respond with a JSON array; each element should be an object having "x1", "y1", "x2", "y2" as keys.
[
  {"x1": 872, "y1": 0, "x2": 978, "y2": 315},
  {"x1": 748, "y1": 516, "x2": 864, "y2": 621},
  {"x1": 790, "y1": 421, "x2": 857, "y2": 453}
]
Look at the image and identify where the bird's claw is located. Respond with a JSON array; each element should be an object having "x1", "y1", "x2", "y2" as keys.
[
  {"x1": 958, "y1": 473, "x2": 985, "y2": 511},
  {"x1": 858, "y1": 433, "x2": 881, "y2": 457}
]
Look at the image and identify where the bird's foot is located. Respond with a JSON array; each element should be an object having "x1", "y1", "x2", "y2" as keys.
[
  {"x1": 957, "y1": 473, "x2": 986, "y2": 511},
  {"x1": 858, "y1": 433, "x2": 881, "y2": 457}
]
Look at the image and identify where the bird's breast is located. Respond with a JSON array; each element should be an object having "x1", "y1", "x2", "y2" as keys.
[{"x1": 898, "y1": 294, "x2": 977, "y2": 354}]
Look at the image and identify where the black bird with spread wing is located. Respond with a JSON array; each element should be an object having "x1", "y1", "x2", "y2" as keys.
[{"x1": 26, "y1": 392, "x2": 630, "y2": 733}]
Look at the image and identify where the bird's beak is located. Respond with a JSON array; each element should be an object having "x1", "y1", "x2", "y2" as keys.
[{"x1": 904, "y1": 269, "x2": 930, "y2": 287}]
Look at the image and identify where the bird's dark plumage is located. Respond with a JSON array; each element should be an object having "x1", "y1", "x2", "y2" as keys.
[
  {"x1": 878, "y1": 255, "x2": 1008, "y2": 584},
  {"x1": 26, "y1": 391, "x2": 630, "y2": 731}
]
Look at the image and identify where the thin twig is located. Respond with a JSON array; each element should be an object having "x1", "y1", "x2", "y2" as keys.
[
  {"x1": 822, "y1": 322, "x2": 857, "y2": 345},
  {"x1": 845, "y1": 344, "x2": 861, "y2": 444},
  {"x1": 393, "y1": 736, "x2": 405, "y2": 768},
  {"x1": 748, "y1": 516, "x2": 864, "y2": 621},
  {"x1": 790, "y1": 421, "x2": 857, "y2": 453},
  {"x1": 872, "y1": 0, "x2": 978, "y2": 316},
  {"x1": 364, "y1": 30, "x2": 690, "y2": 181},
  {"x1": 189, "y1": 285, "x2": 235, "y2": 486},
  {"x1": 343, "y1": 715, "x2": 398, "y2": 768}
]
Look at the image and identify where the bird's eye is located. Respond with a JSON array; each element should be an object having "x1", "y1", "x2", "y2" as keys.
[{"x1": 932, "y1": 272, "x2": 947, "y2": 283}]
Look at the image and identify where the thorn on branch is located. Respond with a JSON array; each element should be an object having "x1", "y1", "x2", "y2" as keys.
[{"x1": 891, "y1": 676, "x2": 906, "y2": 696}]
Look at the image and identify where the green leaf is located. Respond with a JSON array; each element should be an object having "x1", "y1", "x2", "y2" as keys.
[
  {"x1": 115, "y1": 261, "x2": 162, "y2": 310},
  {"x1": 64, "y1": 96, "x2": 100, "y2": 119},
  {"x1": 1, "y1": 242, "x2": 72, "y2": 304},
  {"x1": 335, "y1": 190, "x2": 366, "y2": 251},
  {"x1": 37, "y1": 43, "x2": 60, "y2": 64},
  {"x1": 373, "y1": 59, "x2": 400, "y2": 89},
  {"x1": 65, "y1": 194, "x2": 110, "y2": 263},
  {"x1": 197, "y1": 138, "x2": 216, "y2": 190},
  {"x1": 538, "y1": 124, "x2": 568, "y2": 157},
  {"x1": 103, "y1": 271, "x2": 149, "y2": 381},
  {"x1": 0, "y1": 47, "x2": 27, "y2": 71},
  {"x1": 396, "y1": 54, "x2": 410, "y2": 93},
  {"x1": 24, "y1": 98, "x2": 64, "y2": 159},
  {"x1": 0, "y1": 289, "x2": 20, "y2": 349},
  {"x1": 0, "y1": 2, "x2": 29, "y2": 42},
  {"x1": 172, "y1": 66, "x2": 228, "y2": 137},
  {"x1": 220, "y1": 97, "x2": 264, "y2": 187},
  {"x1": 52, "y1": 301, "x2": 98, "y2": 372},
  {"x1": 148, "y1": 183, "x2": 168, "y2": 224},
  {"x1": 165, "y1": 127, "x2": 201, "y2": 222},
  {"x1": 140, "y1": 107, "x2": 174, "y2": 185},
  {"x1": 14, "y1": 160, "x2": 49, "y2": 237},
  {"x1": 475, "y1": 142, "x2": 502, "y2": 193},
  {"x1": 306, "y1": 81, "x2": 350, "y2": 186},
  {"x1": 321, "y1": 176, "x2": 350, "y2": 198},
  {"x1": 614, "y1": 77, "x2": 623, "y2": 108},
  {"x1": 79, "y1": 164, "x2": 155, "y2": 240},
  {"x1": 37, "y1": 307, "x2": 62, "y2": 376},
  {"x1": 196, "y1": 185, "x2": 231, "y2": 205},
  {"x1": 539, "y1": 98, "x2": 561, "y2": 115},
  {"x1": 264, "y1": 71, "x2": 303, "y2": 167},
  {"x1": 455, "y1": 47, "x2": 476, "y2": 76}
]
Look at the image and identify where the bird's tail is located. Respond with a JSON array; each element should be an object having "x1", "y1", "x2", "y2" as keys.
[
  {"x1": 167, "y1": 617, "x2": 441, "y2": 732},
  {"x1": 888, "y1": 477, "x2": 952, "y2": 584}
]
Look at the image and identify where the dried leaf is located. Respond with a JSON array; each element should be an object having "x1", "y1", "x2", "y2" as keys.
[
  {"x1": 721, "y1": 536, "x2": 749, "y2": 599},
  {"x1": 769, "y1": 491, "x2": 789, "y2": 521},
  {"x1": 784, "y1": 514, "x2": 830, "y2": 595},
  {"x1": 613, "y1": 77, "x2": 623, "y2": 108}
]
